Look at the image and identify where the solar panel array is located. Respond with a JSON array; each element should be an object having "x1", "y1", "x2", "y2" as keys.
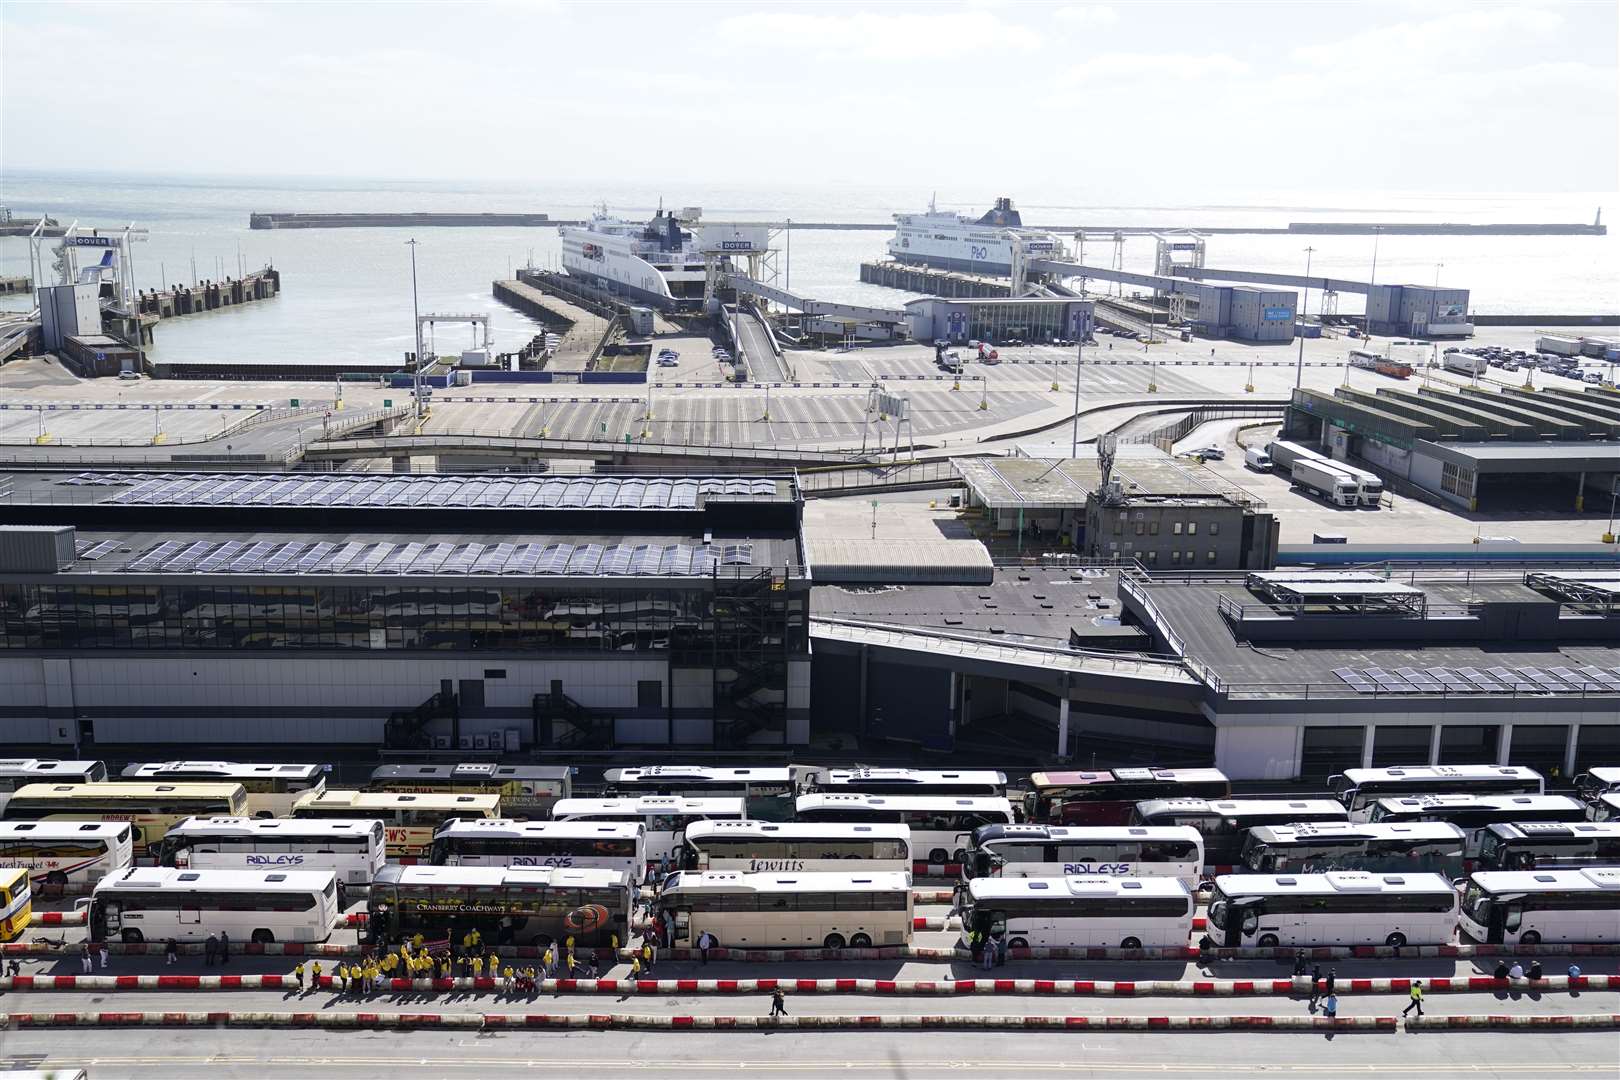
[
  {"x1": 113, "y1": 539, "x2": 742, "y2": 577},
  {"x1": 1332, "y1": 664, "x2": 1620, "y2": 694},
  {"x1": 73, "y1": 473, "x2": 779, "y2": 510}
]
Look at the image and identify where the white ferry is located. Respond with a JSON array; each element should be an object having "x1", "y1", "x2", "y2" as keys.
[
  {"x1": 888, "y1": 197, "x2": 1066, "y2": 275},
  {"x1": 560, "y1": 206, "x2": 767, "y2": 311}
]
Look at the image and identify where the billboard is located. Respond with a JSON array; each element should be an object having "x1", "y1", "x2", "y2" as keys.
[{"x1": 1263, "y1": 306, "x2": 1292, "y2": 321}]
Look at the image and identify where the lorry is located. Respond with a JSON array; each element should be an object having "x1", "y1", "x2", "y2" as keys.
[
  {"x1": 1243, "y1": 447, "x2": 1273, "y2": 472},
  {"x1": 1328, "y1": 461, "x2": 1385, "y2": 507},
  {"x1": 1269, "y1": 439, "x2": 1381, "y2": 506},
  {"x1": 1290, "y1": 458, "x2": 1361, "y2": 508},
  {"x1": 1537, "y1": 335, "x2": 1583, "y2": 358},
  {"x1": 1441, "y1": 350, "x2": 1488, "y2": 376}
]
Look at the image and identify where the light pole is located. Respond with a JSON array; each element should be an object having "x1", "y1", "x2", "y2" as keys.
[
  {"x1": 1365, "y1": 226, "x2": 1381, "y2": 342},
  {"x1": 1433, "y1": 262, "x2": 1443, "y2": 288},
  {"x1": 1295, "y1": 246, "x2": 1315, "y2": 389},
  {"x1": 407, "y1": 239, "x2": 422, "y2": 420},
  {"x1": 1607, "y1": 480, "x2": 1619, "y2": 545},
  {"x1": 1070, "y1": 307, "x2": 1086, "y2": 457}
]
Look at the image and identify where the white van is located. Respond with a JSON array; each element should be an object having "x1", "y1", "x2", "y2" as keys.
[{"x1": 1243, "y1": 447, "x2": 1272, "y2": 472}]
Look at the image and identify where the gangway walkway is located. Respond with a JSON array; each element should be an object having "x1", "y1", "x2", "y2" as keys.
[{"x1": 725, "y1": 273, "x2": 908, "y2": 325}]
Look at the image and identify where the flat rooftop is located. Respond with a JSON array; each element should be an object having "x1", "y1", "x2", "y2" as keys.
[
  {"x1": 811, "y1": 565, "x2": 1144, "y2": 647},
  {"x1": 1416, "y1": 440, "x2": 1620, "y2": 472},
  {"x1": 1134, "y1": 574, "x2": 1620, "y2": 694},
  {"x1": 955, "y1": 446, "x2": 1241, "y2": 511}
]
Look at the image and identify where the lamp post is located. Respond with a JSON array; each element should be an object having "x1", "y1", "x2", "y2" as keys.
[
  {"x1": 407, "y1": 239, "x2": 423, "y2": 420},
  {"x1": 1433, "y1": 262, "x2": 1443, "y2": 288},
  {"x1": 1606, "y1": 480, "x2": 1619, "y2": 545},
  {"x1": 1365, "y1": 227, "x2": 1381, "y2": 342},
  {"x1": 1070, "y1": 307, "x2": 1087, "y2": 457},
  {"x1": 1295, "y1": 246, "x2": 1315, "y2": 389}
]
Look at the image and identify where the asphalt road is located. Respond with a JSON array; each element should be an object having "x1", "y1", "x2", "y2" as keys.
[{"x1": 2, "y1": 1025, "x2": 1616, "y2": 1080}]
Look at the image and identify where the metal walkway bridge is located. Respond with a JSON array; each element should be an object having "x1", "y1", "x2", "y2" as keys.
[{"x1": 724, "y1": 274, "x2": 908, "y2": 325}]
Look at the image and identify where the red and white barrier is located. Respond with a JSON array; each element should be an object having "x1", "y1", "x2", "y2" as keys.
[
  {"x1": 1, "y1": 974, "x2": 1608, "y2": 996},
  {"x1": 1409, "y1": 1014, "x2": 1620, "y2": 1031},
  {"x1": 28, "y1": 911, "x2": 87, "y2": 927},
  {"x1": 0, "y1": 1010, "x2": 1396, "y2": 1032}
]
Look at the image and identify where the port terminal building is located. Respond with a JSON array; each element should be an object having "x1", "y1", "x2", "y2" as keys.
[
  {"x1": 1285, "y1": 384, "x2": 1620, "y2": 511},
  {"x1": 952, "y1": 446, "x2": 1280, "y2": 571},
  {"x1": 0, "y1": 472, "x2": 1614, "y2": 780},
  {"x1": 0, "y1": 472, "x2": 812, "y2": 753}
]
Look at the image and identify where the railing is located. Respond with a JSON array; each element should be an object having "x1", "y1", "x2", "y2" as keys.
[
  {"x1": 1214, "y1": 594, "x2": 1485, "y2": 622},
  {"x1": 303, "y1": 430, "x2": 870, "y2": 463},
  {"x1": 809, "y1": 616, "x2": 1194, "y2": 682},
  {"x1": 1115, "y1": 572, "x2": 1227, "y2": 694}
]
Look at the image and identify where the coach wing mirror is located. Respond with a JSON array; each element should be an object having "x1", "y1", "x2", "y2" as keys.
[{"x1": 1240, "y1": 909, "x2": 1260, "y2": 935}]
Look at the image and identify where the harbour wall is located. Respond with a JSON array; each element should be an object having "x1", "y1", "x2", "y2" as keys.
[{"x1": 246, "y1": 213, "x2": 1605, "y2": 235}]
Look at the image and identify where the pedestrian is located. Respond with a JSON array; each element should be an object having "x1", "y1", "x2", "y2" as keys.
[
  {"x1": 294, "y1": 961, "x2": 305, "y2": 991},
  {"x1": 1527, "y1": 960, "x2": 1543, "y2": 982},
  {"x1": 994, "y1": 932, "x2": 1007, "y2": 968},
  {"x1": 165, "y1": 938, "x2": 179, "y2": 966},
  {"x1": 542, "y1": 944, "x2": 556, "y2": 979},
  {"x1": 980, "y1": 935, "x2": 995, "y2": 972},
  {"x1": 640, "y1": 942, "x2": 654, "y2": 976},
  {"x1": 1508, "y1": 960, "x2": 1525, "y2": 981},
  {"x1": 1493, "y1": 959, "x2": 1510, "y2": 980},
  {"x1": 219, "y1": 931, "x2": 230, "y2": 966},
  {"x1": 1308, "y1": 965, "x2": 1322, "y2": 1007},
  {"x1": 1568, "y1": 962, "x2": 1582, "y2": 980},
  {"x1": 99, "y1": 943, "x2": 109, "y2": 970},
  {"x1": 629, "y1": 955, "x2": 643, "y2": 979},
  {"x1": 1402, "y1": 980, "x2": 1425, "y2": 1017},
  {"x1": 1292, "y1": 951, "x2": 1307, "y2": 978},
  {"x1": 697, "y1": 929, "x2": 716, "y2": 965},
  {"x1": 6, "y1": 959, "x2": 20, "y2": 978},
  {"x1": 770, "y1": 987, "x2": 787, "y2": 1018},
  {"x1": 1324, "y1": 968, "x2": 1336, "y2": 997},
  {"x1": 80, "y1": 941, "x2": 93, "y2": 974},
  {"x1": 311, "y1": 960, "x2": 321, "y2": 989},
  {"x1": 1323, "y1": 992, "x2": 1338, "y2": 1019}
]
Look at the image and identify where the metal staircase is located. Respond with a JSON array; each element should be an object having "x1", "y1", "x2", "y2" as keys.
[
  {"x1": 532, "y1": 690, "x2": 613, "y2": 750},
  {"x1": 713, "y1": 570, "x2": 787, "y2": 747},
  {"x1": 384, "y1": 690, "x2": 458, "y2": 750}
]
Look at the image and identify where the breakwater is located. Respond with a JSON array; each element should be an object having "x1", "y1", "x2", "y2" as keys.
[
  {"x1": 247, "y1": 212, "x2": 1605, "y2": 235},
  {"x1": 250, "y1": 212, "x2": 563, "y2": 229}
]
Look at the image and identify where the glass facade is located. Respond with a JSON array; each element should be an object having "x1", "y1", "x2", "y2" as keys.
[
  {"x1": 945, "y1": 302, "x2": 1080, "y2": 345},
  {"x1": 0, "y1": 581, "x2": 808, "y2": 657}
]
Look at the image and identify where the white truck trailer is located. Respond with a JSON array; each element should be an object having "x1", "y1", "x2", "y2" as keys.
[
  {"x1": 1441, "y1": 350, "x2": 1488, "y2": 375},
  {"x1": 1536, "y1": 335, "x2": 1583, "y2": 358},
  {"x1": 1290, "y1": 458, "x2": 1361, "y2": 508}
]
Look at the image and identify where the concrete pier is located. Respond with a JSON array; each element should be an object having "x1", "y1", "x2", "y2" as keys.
[
  {"x1": 138, "y1": 268, "x2": 280, "y2": 321},
  {"x1": 0, "y1": 275, "x2": 32, "y2": 295},
  {"x1": 860, "y1": 261, "x2": 1011, "y2": 298}
]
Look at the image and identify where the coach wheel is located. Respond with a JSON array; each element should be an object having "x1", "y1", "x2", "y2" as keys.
[
  {"x1": 1120, "y1": 936, "x2": 1142, "y2": 950},
  {"x1": 45, "y1": 870, "x2": 68, "y2": 887},
  {"x1": 1385, "y1": 932, "x2": 1407, "y2": 949},
  {"x1": 823, "y1": 933, "x2": 846, "y2": 950},
  {"x1": 1257, "y1": 933, "x2": 1280, "y2": 949},
  {"x1": 532, "y1": 933, "x2": 555, "y2": 948},
  {"x1": 252, "y1": 929, "x2": 275, "y2": 945},
  {"x1": 1519, "y1": 931, "x2": 1541, "y2": 946},
  {"x1": 951, "y1": 849, "x2": 968, "y2": 865},
  {"x1": 928, "y1": 848, "x2": 950, "y2": 863},
  {"x1": 1009, "y1": 937, "x2": 1028, "y2": 951},
  {"x1": 850, "y1": 933, "x2": 872, "y2": 949},
  {"x1": 121, "y1": 928, "x2": 144, "y2": 944}
]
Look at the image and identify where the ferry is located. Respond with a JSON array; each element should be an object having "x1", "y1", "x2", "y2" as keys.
[
  {"x1": 888, "y1": 197, "x2": 1066, "y2": 275},
  {"x1": 560, "y1": 205, "x2": 766, "y2": 311}
]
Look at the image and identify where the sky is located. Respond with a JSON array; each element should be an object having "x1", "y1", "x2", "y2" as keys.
[{"x1": 2, "y1": 0, "x2": 1616, "y2": 200}]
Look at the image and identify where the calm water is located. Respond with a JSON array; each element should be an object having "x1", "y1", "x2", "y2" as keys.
[{"x1": 1, "y1": 172, "x2": 1615, "y2": 366}]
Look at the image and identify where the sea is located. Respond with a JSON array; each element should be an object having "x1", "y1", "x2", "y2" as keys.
[{"x1": 1, "y1": 171, "x2": 1616, "y2": 368}]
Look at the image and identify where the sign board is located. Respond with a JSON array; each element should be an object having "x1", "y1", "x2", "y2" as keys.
[
  {"x1": 63, "y1": 236, "x2": 118, "y2": 248},
  {"x1": 719, "y1": 240, "x2": 755, "y2": 251},
  {"x1": 877, "y1": 392, "x2": 908, "y2": 419},
  {"x1": 383, "y1": 399, "x2": 393, "y2": 408},
  {"x1": 1263, "y1": 306, "x2": 1292, "y2": 321}
]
